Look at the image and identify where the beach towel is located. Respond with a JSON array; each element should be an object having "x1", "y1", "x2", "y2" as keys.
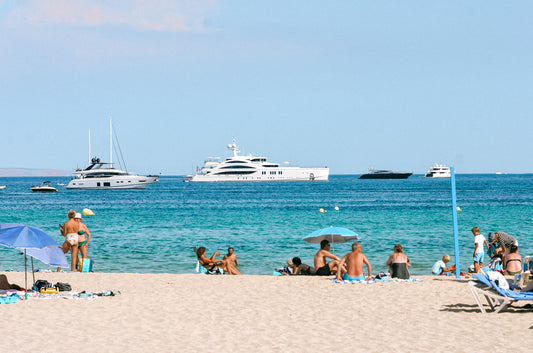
[
  {"x1": 77, "y1": 258, "x2": 94, "y2": 273},
  {"x1": 333, "y1": 278, "x2": 422, "y2": 284}
]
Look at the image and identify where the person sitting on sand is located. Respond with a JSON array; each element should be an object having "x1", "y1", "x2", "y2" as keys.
[
  {"x1": 223, "y1": 247, "x2": 240, "y2": 269},
  {"x1": 385, "y1": 243, "x2": 410, "y2": 279},
  {"x1": 287, "y1": 257, "x2": 315, "y2": 275},
  {"x1": 432, "y1": 255, "x2": 455, "y2": 275},
  {"x1": 314, "y1": 240, "x2": 341, "y2": 276},
  {"x1": 0, "y1": 274, "x2": 22, "y2": 290},
  {"x1": 196, "y1": 247, "x2": 241, "y2": 275},
  {"x1": 504, "y1": 244, "x2": 522, "y2": 276},
  {"x1": 336, "y1": 242, "x2": 372, "y2": 281}
]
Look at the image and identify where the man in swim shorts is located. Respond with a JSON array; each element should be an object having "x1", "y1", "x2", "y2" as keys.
[
  {"x1": 314, "y1": 240, "x2": 341, "y2": 276},
  {"x1": 58, "y1": 209, "x2": 79, "y2": 272},
  {"x1": 336, "y1": 242, "x2": 372, "y2": 281}
]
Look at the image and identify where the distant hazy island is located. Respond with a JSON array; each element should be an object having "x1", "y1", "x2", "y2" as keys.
[{"x1": 0, "y1": 168, "x2": 70, "y2": 177}]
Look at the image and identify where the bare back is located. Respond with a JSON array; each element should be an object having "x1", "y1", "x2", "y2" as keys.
[
  {"x1": 344, "y1": 251, "x2": 367, "y2": 278},
  {"x1": 63, "y1": 219, "x2": 78, "y2": 235}
]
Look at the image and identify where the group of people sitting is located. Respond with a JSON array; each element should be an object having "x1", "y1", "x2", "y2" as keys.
[
  {"x1": 280, "y1": 240, "x2": 411, "y2": 281},
  {"x1": 195, "y1": 246, "x2": 242, "y2": 275}
]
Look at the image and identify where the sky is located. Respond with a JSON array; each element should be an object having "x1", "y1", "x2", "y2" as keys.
[{"x1": 1, "y1": 0, "x2": 532, "y2": 175}]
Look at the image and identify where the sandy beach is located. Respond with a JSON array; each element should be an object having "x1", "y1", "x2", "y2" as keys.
[{"x1": 1, "y1": 272, "x2": 531, "y2": 353}]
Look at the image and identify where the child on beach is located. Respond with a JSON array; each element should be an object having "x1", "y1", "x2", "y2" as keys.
[
  {"x1": 472, "y1": 226, "x2": 489, "y2": 273},
  {"x1": 431, "y1": 255, "x2": 455, "y2": 275}
]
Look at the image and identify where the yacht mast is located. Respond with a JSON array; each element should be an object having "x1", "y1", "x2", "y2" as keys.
[
  {"x1": 88, "y1": 129, "x2": 91, "y2": 164},
  {"x1": 109, "y1": 118, "x2": 113, "y2": 166}
]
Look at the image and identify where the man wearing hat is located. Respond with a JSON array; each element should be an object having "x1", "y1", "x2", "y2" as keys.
[{"x1": 489, "y1": 231, "x2": 518, "y2": 257}]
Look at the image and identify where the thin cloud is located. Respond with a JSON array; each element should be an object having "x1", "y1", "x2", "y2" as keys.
[{"x1": 5, "y1": 0, "x2": 218, "y2": 32}]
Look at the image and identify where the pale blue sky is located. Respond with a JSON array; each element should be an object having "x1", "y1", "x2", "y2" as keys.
[{"x1": 1, "y1": 1, "x2": 532, "y2": 175}]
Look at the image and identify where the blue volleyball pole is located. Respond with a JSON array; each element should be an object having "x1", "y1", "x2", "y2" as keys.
[{"x1": 450, "y1": 167, "x2": 460, "y2": 278}]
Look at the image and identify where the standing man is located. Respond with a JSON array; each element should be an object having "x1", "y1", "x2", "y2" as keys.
[
  {"x1": 314, "y1": 240, "x2": 341, "y2": 276},
  {"x1": 336, "y1": 242, "x2": 372, "y2": 281},
  {"x1": 58, "y1": 209, "x2": 79, "y2": 272}
]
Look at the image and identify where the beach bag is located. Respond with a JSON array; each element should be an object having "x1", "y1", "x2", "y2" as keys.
[
  {"x1": 55, "y1": 282, "x2": 72, "y2": 291},
  {"x1": 33, "y1": 279, "x2": 53, "y2": 291},
  {"x1": 77, "y1": 258, "x2": 94, "y2": 273}
]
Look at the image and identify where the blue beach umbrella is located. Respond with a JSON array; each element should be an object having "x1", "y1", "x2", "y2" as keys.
[
  {"x1": 303, "y1": 226, "x2": 359, "y2": 244},
  {"x1": 0, "y1": 223, "x2": 67, "y2": 289},
  {"x1": 303, "y1": 226, "x2": 359, "y2": 253}
]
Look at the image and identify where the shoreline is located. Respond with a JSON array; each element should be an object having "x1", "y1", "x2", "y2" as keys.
[{"x1": 2, "y1": 272, "x2": 531, "y2": 352}]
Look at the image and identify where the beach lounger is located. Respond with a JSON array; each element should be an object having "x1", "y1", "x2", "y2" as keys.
[{"x1": 468, "y1": 272, "x2": 533, "y2": 313}]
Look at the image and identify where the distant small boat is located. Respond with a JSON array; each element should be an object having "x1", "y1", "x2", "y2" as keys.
[
  {"x1": 359, "y1": 168, "x2": 412, "y2": 179},
  {"x1": 0, "y1": 185, "x2": 6, "y2": 190},
  {"x1": 31, "y1": 181, "x2": 58, "y2": 193},
  {"x1": 57, "y1": 182, "x2": 65, "y2": 186}
]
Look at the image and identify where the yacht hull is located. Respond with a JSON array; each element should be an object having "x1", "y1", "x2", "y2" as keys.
[
  {"x1": 66, "y1": 176, "x2": 157, "y2": 189},
  {"x1": 191, "y1": 168, "x2": 329, "y2": 182}
]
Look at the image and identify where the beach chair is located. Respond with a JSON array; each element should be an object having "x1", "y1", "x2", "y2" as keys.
[
  {"x1": 468, "y1": 272, "x2": 533, "y2": 313},
  {"x1": 193, "y1": 247, "x2": 223, "y2": 275}
]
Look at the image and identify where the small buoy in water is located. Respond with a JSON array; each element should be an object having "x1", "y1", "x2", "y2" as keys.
[
  {"x1": 319, "y1": 208, "x2": 325, "y2": 213},
  {"x1": 334, "y1": 206, "x2": 339, "y2": 211},
  {"x1": 82, "y1": 208, "x2": 95, "y2": 216},
  {"x1": 456, "y1": 207, "x2": 462, "y2": 212}
]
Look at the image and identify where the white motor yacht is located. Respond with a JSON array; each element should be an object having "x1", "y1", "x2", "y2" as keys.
[
  {"x1": 190, "y1": 137, "x2": 329, "y2": 182},
  {"x1": 67, "y1": 119, "x2": 158, "y2": 190},
  {"x1": 424, "y1": 164, "x2": 451, "y2": 178}
]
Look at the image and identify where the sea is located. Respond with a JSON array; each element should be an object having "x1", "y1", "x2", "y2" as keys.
[{"x1": 0, "y1": 174, "x2": 532, "y2": 275}]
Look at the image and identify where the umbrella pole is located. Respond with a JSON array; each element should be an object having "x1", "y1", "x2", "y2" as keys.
[
  {"x1": 24, "y1": 250, "x2": 28, "y2": 291},
  {"x1": 31, "y1": 257, "x2": 35, "y2": 286}
]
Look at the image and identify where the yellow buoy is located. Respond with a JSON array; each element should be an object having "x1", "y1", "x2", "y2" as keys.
[
  {"x1": 82, "y1": 208, "x2": 95, "y2": 216},
  {"x1": 319, "y1": 208, "x2": 325, "y2": 213},
  {"x1": 456, "y1": 207, "x2": 462, "y2": 212}
]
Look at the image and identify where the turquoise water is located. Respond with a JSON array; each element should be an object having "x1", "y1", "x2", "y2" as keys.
[{"x1": 0, "y1": 174, "x2": 532, "y2": 275}]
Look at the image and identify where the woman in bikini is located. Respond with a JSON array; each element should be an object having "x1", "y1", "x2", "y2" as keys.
[{"x1": 503, "y1": 244, "x2": 522, "y2": 275}]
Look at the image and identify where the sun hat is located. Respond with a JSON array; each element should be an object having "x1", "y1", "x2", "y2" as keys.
[
  {"x1": 286, "y1": 258, "x2": 293, "y2": 266},
  {"x1": 74, "y1": 213, "x2": 82, "y2": 219}
]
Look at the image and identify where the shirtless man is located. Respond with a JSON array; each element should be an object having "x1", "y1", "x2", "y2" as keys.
[
  {"x1": 314, "y1": 240, "x2": 341, "y2": 276},
  {"x1": 223, "y1": 247, "x2": 239, "y2": 269},
  {"x1": 58, "y1": 209, "x2": 79, "y2": 272},
  {"x1": 336, "y1": 242, "x2": 372, "y2": 281}
]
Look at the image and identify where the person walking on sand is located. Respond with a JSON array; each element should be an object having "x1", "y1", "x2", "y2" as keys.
[
  {"x1": 75, "y1": 212, "x2": 92, "y2": 261},
  {"x1": 336, "y1": 242, "x2": 372, "y2": 281},
  {"x1": 314, "y1": 239, "x2": 341, "y2": 276},
  {"x1": 223, "y1": 247, "x2": 239, "y2": 269},
  {"x1": 472, "y1": 226, "x2": 489, "y2": 273},
  {"x1": 58, "y1": 209, "x2": 79, "y2": 272}
]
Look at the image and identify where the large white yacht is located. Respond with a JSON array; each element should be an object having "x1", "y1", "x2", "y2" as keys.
[
  {"x1": 424, "y1": 164, "x2": 451, "y2": 178},
  {"x1": 66, "y1": 120, "x2": 158, "y2": 190},
  {"x1": 189, "y1": 138, "x2": 329, "y2": 182}
]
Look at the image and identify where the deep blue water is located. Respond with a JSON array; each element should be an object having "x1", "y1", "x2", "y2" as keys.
[{"x1": 0, "y1": 174, "x2": 532, "y2": 275}]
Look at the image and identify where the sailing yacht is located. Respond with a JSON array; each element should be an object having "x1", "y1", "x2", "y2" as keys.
[{"x1": 66, "y1": 120, "x2": 158, "y2": 190}]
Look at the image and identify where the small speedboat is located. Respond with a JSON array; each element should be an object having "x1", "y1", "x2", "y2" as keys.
[
  {"x1": 31, "y1": 181, "x2": 58, "y2": 193},
  {"x1": 0, "y1": 185, "x2": 6, "y2": 190}
]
